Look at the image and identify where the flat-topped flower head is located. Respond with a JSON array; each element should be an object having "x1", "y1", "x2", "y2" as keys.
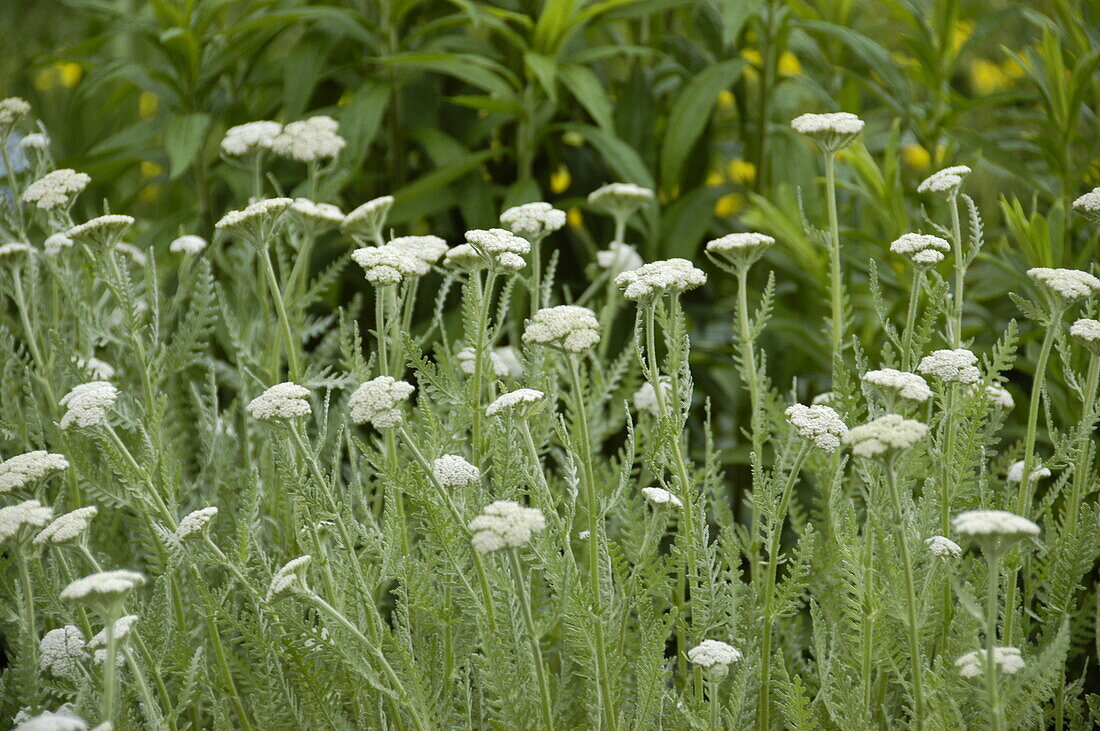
[
  {"x1": 59, "y1": 381, "x2": 118, "y2": 429},
  {"x1": 596, "y1": 241, "x2": 644, "y2": 274},
  {"x1": 785, "y1": 403, "x2": 848, "y2": 452},
  {"x1": 40, "y1": 626, "x2": 86, "y2": 681},
  {"x1": 433, "y1": 455, "x2": 480, "y2": 487},
  {"x1": 863, "y1": 368, "x2": 932, "y2": 403},
  {"x1": 843, "y1": 414, "x2": 928, "y2": 458},
  {"x1": 215, "y1": 197, "x2": 293, "y2": 244},
  {"x1": 176, "y1": 507, "x2": 218, "y2": 540},
  {"x1": 458, "y1": 347, "x2": 511, "y2": 378},
  {"x1": 388, "y1": 235, "x2": 448, "y2": 264},
  {"x1": 169, "y1": 234, "x2": 207, "y2": 255},
  {"x1": 956, "y1": 647, "x2": 1024, "y2": 677},
  {"x1": 221, "y1": 120, "x2": 282, "y2": 156},
  {"x1": 486, "y1": 388, "x2": 545, "y2": 418},
  {"x1": 464, "y1": 228, "x2": 531, "y2": 271},
  {"x1": 67, "y1": 215, "x2": 134, "y2": 248},
  {"x1": 352, "y1": 245, "x2": 427, "y2": 286},
  {"x1": 811, "y1": 391, "x2": 835, "y2": 405},
  {"x1": 270, "y1": 115, "x2": 345, "y2": 162},
  {"x1": 114, "y1": 242, "x2": 147, "y2": 267},
  {"x1": 641, "y1": 486, "x2": 683, "y2": 508},
  {"x1": 247, "y1": 382, "x2": 311, "y2": 422},
  {"x1": 918, "y1": 348, "x2": 981, "y2": 384},
  {"x1": 74, "y1": 356, "x2": 115, "y2": 381},
  {"x1": 982, "y1": 384, "x2": 1015, "y2": 409},
  {"x1": 35, "y1": 506, "x2": 97, "y2": 545},
  {"x1": 342, "y1": 196, "x2": 395, "y2": 242},
  {"x1": 1071, "y1": 187, "x2": 1100, "y2": 224},
  {"x1": 22, "y1": 169, "x2": 91, "y2": 210},
  {"x1": 890, "y1": 233, "x2": 950, "y2": 267},
  {"x1": 291, "y1": 198, "x2": 344, "y2": 230},
  {"x1": 266, "y1": 555, "x2": 311, "y2": 602},
  {"x1": 61, "y1": 569, "x2": 145, "y2": 607},
  {"x1": 952, "y1": 509, "x2": 1039, "y2": 541},
  {"x1": 349, "y1": 376, "x2": 415, "y2": 429},
  {"x1": 615, "y1": 258, "x2": 706, "y2": 301},
  {"x1": 442, "y1": 243, "x2": 483, "y2": 271},
  {"x1": 500, "y1": 202, "x2": 566, "y2": 239},
  {"x1": 523, "y1": 305, "x2": 601, "y2": 352},
  {"x1": 633, "y1": 377, "x2": 672, "y2": 416},
  {"x1": 791, "y1": 112, "x2": 864, "y2": 152},
  {"x1": 1070, "y1": 318, "x2": 1100, "y2": 355},
  {"x1": 926, "y1": 535, "x2": 962, "y2": 558},
  {"x1": 20, "y1": 132, "x2": 50, "y2": 151},
  {"x1": 44, "y1": 233, "x2": 74, "y2": 256},
  {"x1": 918, "y1": 165, "x2": 971, "y2": 197},
  {"x1": 1028, "y1": 267, "x2": 1100, "y2": 304},
  {"x1": 13, "y1": 708, "x2": 88, "y2": 731},
  {"x1": 0, "y1": 500, "x2": 54, "y2": 544},
  {"x1": 588, "y1": 183, "x2": 655, "y2": 223},
  {"x1": 468, "y1": 500, "x2": 545, "y2": 554},
  {"x1": 687, "y1": 639, "x2": 743, "y2": 679},
  {"x1": 0, "y1": 450, "x2": 69, "y2": 492},
  {"x1": 706, "y1": 232, "x2": 775, "y2": 270},
  {"x1": 1007, "y1": 460, "x2": 1051, "y2": 484},
  {"x1": 89, "y1": 614, "x2": 139, "y2": 650},
  {"x1": 0, "y1": 242, "x2": 35, "y2": 261},
  {"x1": 0, "y1": 97, "x2": 31, "y2": 125}
]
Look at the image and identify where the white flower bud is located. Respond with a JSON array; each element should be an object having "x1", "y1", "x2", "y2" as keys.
[
  {"x1": 791, "y1": 112, "x2": 864, "y2": 152},
  {"x1": 266, "y1": 555, "x2": 311, "y2": 601},
  {"x1": 500, "y1": 202, "x2": 566, "y2": 239},
  {"x1": 0, "y1": 500, "x2": 54, "y2": 543},
  {"x1": 687, "y1": 639, "x2": 742, "y2": 679},
  {"x1": 221, "y1": 121, "x2": 282, "y2": 156},
  {"x1": 40, "y1": 626, "x2": 86, "y2": 681},
  {"x1": 955, "y1": 647, "x2": 1024, "y2": 677},
  {"x1": 641, "y1": 486, "x2": 683, "y2": 508},
  {"x1": 35, "y1": 507, "x2": 97, "y2": 545},
  {"x1": 917, "y1": 165, "x2": 971, "y2": 196},
  {"x1": 176, "y1": 507, "x2": 218, "y2": 540},
  {"x1": 925, "y1": 535, "x2": 961, "y2": 558},
  {"x1": 596, "y1": 241, "x2": 644, "y2": 274},
  {"x1": 1027, "y1": 267, "x2": 1100, "y2": 303},
  {"x1": 952, "y1": 509, "x2": 1039, "y2": 540},
  {"x1": 917, "y1": 349, "x2": 981, "y2": 384},
  {"x1": 22, "y1": 169, "x2": 91, "y2": 210},
  {"x1": 270, "y1": 116, "x2": 345, "y2": 162},
  {"x1": 863, "y1": 368, "x2": 932, "y2": 402},
  {"x1": 486, "y1": 388, "x2": 545, "y2": 418}
]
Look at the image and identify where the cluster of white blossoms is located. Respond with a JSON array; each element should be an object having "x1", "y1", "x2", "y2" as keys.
[
  {"x1": 889, "y1": 233, "x2": 951, "y2": 267},
  {"x1": 89, "y1": 614, "x2": 139, "y2": 650},
  {"x1": 925, "y1": 535, "x2": 962, "y2": 558},
  {"x1": 291, "y1": 198, "x2": 345, "y2": 228},
  {"x1": 20, "y1": 132, "x2": 50, "y2": 151},
  {"x1": 587, "y1": 182, "x2": 654, "y2": 220},
  {"x1": 633, "y1": 377, "x2": 672, "y2": 416},
  {"x1": 21, "y1": 169, "x2": 91, "y2": 210},
  {"x1": 863, "y1": 368, "x2": 932, "y2": 402},
  {"x1": 59, "y1": 381, "x2": 118, "y2": 430},
  {"x1": 0, "y1": 242, "x2": 35, "y2": 259},
  {"x1": 596, "y1": 241, "x2": 644, "y2": 274},
  {"x1": 342, "y1": 196, "x2": 394, "y2": 240},
  {"x1": 61, "y1": 569, "x2": 146, "y2": 604},
  {"x1": 0, "y1": 500, "x2": 54, "y2": 543},
  {"x1": 1071, "y1": 318, "x2": 1100, "y2": 354},
  {"x1": 215, "y1": 197, "x2": 292, "y2": 240},
  {"x1": 686, "y1": 639, "x2": 743, "y2": 679},
  {"x1": 785, "y1": 403, "x2": 849, "y2": 452},
  {"x1": 0, "y1": 96, "x2": 32, "y2": 124},
  {"x1": 1006, "y1": 460, "x2": 1051, "y2": 484},
  {"x1": 463, "y1": 228, "x2": 531, "y2": 270},
  {"x1": 12, "y1": 707, "x2": 89, "y2": 731},
  {"x1": 952, "y1": 509, "x2": 1039, "y2": 539},
  {"x1": 843, "y1": 414, "x2": 928, "y2": 458},
  {"x1": 388, "y1": 235, "x2": 449, "y2": 265},
  {"x1": 485, "y1": 388, "x2": 545, "y2": 417},
  {"x1": 66, "y1": 214, "x2": 135, "y2": 248},
  {"x1": 40, "y1": 626, "x2": 86, "y2": 681},
  {"x1": 349, "y1": 376, "x2": 415, "y2": 428},
  {"x1": 35, "y1": 506, "x2": 97, "y2": 546},
  {"x1": 266, "y1": 555, "x2": 311, "y2": 602},
  {"x1": 269, "y1": 115, "x2": 346, "y2": 162},
  {"x1": 0, "y1": 450, "x2": 69, "y2": 492},
  {"x1": 1072, "y1": 186, "x2": 1100, "y2": 222},
  {"x1": 115, "y1": 242, "x2": 147, "y2": 267},
  {"x1": 641, "y1": 486, "x2": 683, "y2": 508},
  {"x1": 615, "y1": 258, "x2": 706, "y2": 300},
  {"x1": 247, "y1": 382, "x2": 311, "y2": 422},
  {"x1": 176, "y1": 506, "x2": 219, "y2": 540},
  {"x1": 221, "y1": 120, "x2": 283, "y2": 156},
  {"x1": 955, "y1": 647, "x2": 1025, "y2": 677},
  {"x1": 433, "y1": 455, "x2": 481, "y2": 487},
  {"x1": 468, "y1": 500, "x2": 546, "y2": 554},
  {"x1": 457, "y1": 346, "x2": 522, "y2": 378},
  {"x1": 352, "y1": 245, "x2": 427, "y2": 285},
  {"x1": 523, "y1": 305, "x2": 601, "y2": 352},
  {"x1": 44, "y1": 233, "x2": 73, "y2": 255},
  {"x1": 705, "y1": 232, "x2": 774, "y2": 270},
  {"x1": 169, "y1": 234, "x2": 207, "y2": 255},
  {"x1": 982, "y1": 383, "x2": 1015, "y2": 409},
  {"x1": 917, "y1": 165, "x2": 971, "y2": 196},
  {"x1": 75, "y1": 356, "x2": 115, "y2": 381},
  {"x1": 790, "y1": 111, "x2": 864, "y2": 152},
  {"x1": 1027, "y1": 267, "x2": 1100, "y2": 303},
  {"x1": 917, "y1": 348, "x2": 981, "y2": 384},
  {"x1": 499, "y1": 201, "x2": 566, "y2": 239}
]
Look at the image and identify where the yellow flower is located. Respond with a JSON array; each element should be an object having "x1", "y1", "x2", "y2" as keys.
[
  {"x1": 140, "y1": 161, "x2": 164, "y2": 178},
  {"x1": 740, "y1": 48, "x2": 763, "y2": 66},
  {"x1": 706, "y1": 170, "x2": 725, "y2": 187},
  {"x1": 901, "y1": 144, "x2": 931, "y2": 171},
  {"x1": 727, "y1": 159, "x2": 756, "y2": 185},
  {"x1": 952, "y1": 20, "x2": 973, "y2": 55},
  {"x1": 778, "y1": 52, "x2": 801, "y2": 77},
  {"x1": 970, "y1": 59, "x2": 1009, "y2": 95},
  {"x1": 1001, "y1": 56, "x2": 1028, "y2": 79},
  {"x1": 714, "y1": 193, "x2": 744, "y2": 218},
  {"x1": 139, "y1": 91, "x2": 159, "y2": 118},
  {"x1": 57, "y1": 62, "x2": 83, "y2": 88},
  {"x1": 567, "y1": 206, "x2": 583, "y2": 229},
  {"x1": 550, "y1": 165, "x2": 571, "y2": 194},
  {"x1": 562, "y1": 131, "x2": 585, "y2": 147},
  {"x1": 717, "y1": 90, "x2": 735, "y2": 109},
  {"x1": 338, "y1": 88, "x2": 354, "y2": 106}
]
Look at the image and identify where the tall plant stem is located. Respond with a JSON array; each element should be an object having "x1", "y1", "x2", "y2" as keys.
[
  {"x1": 984, "y1": 548, "x2": 1004, "y2": 731},
  {"x1": 509, "y1": 548, "x2": 555, "y2": 731},
  {"x1": 860, "y1": 520, "x2": 876, "y2": 717},
  {"x1": 375, "y1": 286, "x2": 390, "y2": 376},
  {"x1": 737, "y1": 265, "x2": 764, "y2": 580},
  {"x1": 15, "y1": 553, "x2": 37, "y2": 669},
  {"x1": 471, "y1": 272, "x2": 497, "y2": 460},
  {"x1": 520, "y1": 420, "x2": 554, "y2": 509},
  {"x1": 529, "y1": 236, "x2": 543, "y2": 319},
  {"x1": 901, "y1": 268, "x2": 924, "y2": 370},
  {"x1": 102, "y1": 611, "x2": 119, "y2": 725},
  {"x1": 824, "y1": 152, "x2": 844, "y2": 367},
  {"x1": 259, "y1": 245, "x2": 300, "y2": 381},
  {"x1": 949, "y1": 195, "x2": 964, "y2": 347}
]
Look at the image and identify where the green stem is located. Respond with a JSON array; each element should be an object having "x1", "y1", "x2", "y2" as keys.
[
  {"x1": 123, "y1": 645, "x2": 165, "y2": 728},
  {"x1": 985, "y1": 548, "x2": 1003, "y2": 731},
  {"x1": 737, "y1": 265, "x2": 764, "y2": 584},
  {"x1": 860, "y1": 520, "x2": 876, "y2": 716},
  {"x1": 15, "y1": 553, "x2": 37, "y2": 668},
  {"x1": 949, "y1": 195, "x2": 964, "y2": 347},
  {"x1": 529, "y1": 235, "x2": 543, "y2": 319},
  {"x1": 825, "y1": 152, "x2": 844, "y2": 366},
  {"x1": 901, "y1": 268, "x2": 923, "y2": 371},
  {"x1": 509, "y1": 548, "x2": 555, "y2": 731},
  {"x1": 260, "y1": 244, "x2": 300, "y2": 381},
  {"x1": 102, "y1": 609, "x2": 119, "y2": 725},
  {"x1": 471, "y1": 271, "x2": 497, "y2": 460}
]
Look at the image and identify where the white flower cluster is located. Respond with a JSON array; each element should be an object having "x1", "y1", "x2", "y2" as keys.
[
  {"x1": 523, "y1": 305, "x2": 601, "y2": 352},
  {"x1": 433, "y1": 455, "x2": 480, "y2": 487},
  {"x1": 0, "y1": 96, "x2": 31, "y2": 124},
  {"x1": 20, "y1": 132, "x2": 49, "y2": 151},
  {"x1": 22, "y1": 169, "x2": 91, "y2": 210},
  {"x1": 59, "y1": 381, "x2": 118, "y2": 430},
  {"x1": 956, "y1": 647, "x2": 1024, "y2": 677},
  {"x1": 982, "y1": 384, "x2": 1015, "y2": 409},
  {"x1": 267, "y1": 555, "x2": 311, "y2": 601},
  {"x1": 66, "y1": 214, "x2": 135, "y2": 247},
  {"x1": 35, "y1": 507, "x2": 97, "y2": 545},
  {"x1": 291, "y1": 198, "x2": 344, "y2": 227},
  {"x1": 616, "y1": 258, "x2": 706, "y2": 300},
  {"x1": 468, "y1": 500, "x2": 545, "y2": 554},
  {"x1": 500, "y1": 202, "x2": 566, "y2": 239},
  {"x1": 1070, "y1": 318, "x2": 1100, "y2": 354},
  {"x1": 342, "y1": 196, "x2": 394, "y2": 240},
  {"x1": 1027, "y1": 267, "x2": 1100, "y2": 303},
  {"x1": 388, "y1": 235, "x2": 448, "y2": 265},
  {"x1": 115, "y1": 242, "x2": 147, "y2": 267},
  {"x1": 587, "y1": 182, "x2": 654, "y2": 220},
  {"x1": 464, "y1": 228, "x2": 531, "y2": 270},
  {"x1": 61, "y1": 569, "x2": 145, "y2": 604},
  {"x1": 215, "y1": 197, "x2": 293, "y2": 239},
  {"x1": 0, "y1": 450, "x2": 69, "y2": 492},
  {"x1": 863, "y1": 368, "x2": 932, "y2": 402},
  {"x1": 952, "y1": 509, "x2": 1039, "y2": 539},
  {"x1": 917, "y1": 165, "x2": 971, "y2": 196},
  {"x1": 89, "y1": 614, "x2": 139, "y2": 651},
  {"x1": 641, "y1": 486, "x2": 682, "y2": 508},
  {"x1": 485, "y1": 388, "x2": 545, "y2": 417},
  {"x1": 1006, "y1": 460, "x2": 1050, "y2": 484},
  {"x1": 270, "y1": 116, "x2": 346, "y2": 162},
  {"x1": 1071, "y1": 187, "x2": 1100, "y2": 220},
  {"x1": 925, "y1": 535, "x2": 962, "y2": 558},
  {"x1": 45, "y1": 233, "x2": 73, "y2": 256},
  {"x1": 686, "y1": 639, "x2": 742, "y2": 679},
  {"x1": 843, "y1": 414, "x2": 928, "y2": 458},
  {"x1": 75, "y1": 356, "x2": 115, "y2": 380},
  {"x1": 247, "y1": 382, "x2": 311, "y2": 422},
  {"x1": 352, "y1": 245, "x2": 427, "y2": 285},
  {"x1": 790, "y1": 112, "x2": 864, "y2": 152},
  {"x1": 169, "y1": 234, "x2": 207, "y2": 254},
  {"x1": 633, "y1": 377, "x2": 672, "y2": 416},
  {"x1": 0, "y1": 242, "x2": 35, "y2": 259},
  {"x1": 176, "y1": 507, "x2": 218, "y2": 540},
  {"x1": 349, "y1": 376, "x2": 415, "y2": 428},
  {"x1": 40, "y1": 625, "x2": 86, "y2": 681},
  {"x1": 596, "y1": 241, "x2": 644, "y2": 273},
  {"x1": 0, "y1": 500, "x2": 54, "y2": 543},
  {"x1": 917, "y1": 349, "x2": 981, "y2": 384},
  {"x1": 221, "y1": 121, "x2": 282, "y2": 156},
  {"x1": 889, "y1": 233, "x2": 950, "y2": 267},
  {"x1": 705, "y1": 232, "x2": 774, "y2": 269},
  {"x1": 458, "y1": 346, "x2": 522, "y2": 378},
  {"x1": 13, "y1": 707, "x2": 88, "y2": 731},
  {"x1": 785, "y1": 404, "x2": 848, "y2": 452}
]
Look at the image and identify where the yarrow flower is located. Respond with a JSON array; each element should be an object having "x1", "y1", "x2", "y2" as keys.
[
  {"x1": 863, "y1": 368, "x2": 932, "y2": 403},
  {"x1": 687, "y1": 639, "x2": 743, "y2": 679},
  {"x1": 352, "y1": 245, "x2": 427, "y2": 285},
  {"x1": 889, "y1": 233, "x2": 950, "y2": 267},
  {"x1": 641, "y1": 486, "x2": 683, "y2": 508},
  {"x1": 785, "y1": 403, "x2": 849, "y2": 452},
  {"x1": 705, "y1": 232, "x2": 774, "y2": 270},
  {"x1": 633, "y1": 377, "x2": 672, "y2": 416},
  {"x1": 169, "y1": 234, "x2": 207, "y2": 255},
  {"x1": 35, "y1": 506, "x2": 97, "y2": 545},
  {"x1": 88, "y1": 614, "x2": 139, "y2": 651},
  {"x1": 918, "y1": 165, "x2": 971, "y2": 196},
  {"x1": 433, "y1": 455, "x2": 480, "y2": 487},
  {"x1": 982, "y1": 384, "x2": 1015, "y2": 409},
  {"x1": 458, "y1": 347, "x2": 512, "y2": 378},
  {"x1": 342, "y1": 196, "x2": 394, "y2": 242},
  {"x1": 349, "y1": 376, "x2": 415, "y2": 429},
  {"x1": 247, "y1": 382, "x2": 311, "y2": 422},
  {"x1": 291, "y1": 198, "x2": 345, "y2": 229},
  {"x1": 485, "y1": 388, "x2": 545, "y2": 418},
  {"x1": 925, "y1": 535, "x2": 962, "y2": 558},
  {"x1": 1070, "y1": 187, "x2": 1100, "y2": 223},
  {"x1": 1007, "y1": 460, "x2": 1051, "y2": 484},
  {"x1": 59, "y1": 381, "x2": 118, "y2": 429},
  {"x1": 221, "y1": 121, "x2": 282, "y2": 156},
  {"x1": 61, "y1": 569, "x2": 146, "y2": 606},
  {"x1": 215, "y1": 197, "x2": 293, "y2": 243},
  {"x1": 587, "y1": 182, "x2": 654, "y2": 222},
  {"x1": 1027, "y1": 267, "x2": 1100, "y2": 304},
  {"x1": 40, "y1": 626, "x2": 86, "y2": 681},
  {"x1": 843, "y1": 414, "x2": 928, "y2": 458},
  {"x1": 270, "y1": 115, "x2": 345, "y2": 162},
  {"x1": 1070, "y1": 318, "x2": 1100, "y2": 354},
  {"x1": 468, "y1": 500, "x2": 545, "y2": 554},
  {"x1": 464, "y1": 228, "x2": 531, "y2": 271},
  {"x1": 596, "y1": 241, "x2": 644, "y2": 274},
  {"x1": 12, "y1": 708, "x2": 88, "y2": 731},
  {"x1": 388, "y1": 235, "x2": 448, "y2": 265},
  {"x1": 918, "y1": 348, "x2": 981, "y2": 384},
  {"x1": 0, "y1": 500, "x2": 54, "y2": 543},
  {"x1": 615, "y1": 258, "x2": 706, "y2": 300},
  {"x1": 790, "y1": 112, "x2": 864, "y2": 152},
  {"x1": 952, "y1": 509, "x2": 1039, "y2": 540},
  {"x1": 22, "y1": 169, "x2": 91, "y2": 210},
  {"x1": 176, "y1": 507, "x2": 218, "y2": 540},
  {"x1": 0, "y1": 242, "x2": 34, "y2": 260},
  {"x1": 66, "y1": 215, "x2": 135, "y2": 248},
  {"x1": 955, "y1": 647, "x2": 1024, "y2": 677},
  {"x1": 0, "y1": 97, "x2": 31, "y2": 125},
  {"x1": 267, "y1": 556, "x2": 312, "y2": 602},
  {"x1": 115, "y1": 242, "x2": 147, "y2": 267},
  {"x1": 44, "y1": 233, "x2": 73, "y2": 255},
  {"x1": 0, "y1": 450, "x2": 69, "y2": 492},
  {"x1": 500, "y1": 201, "x2": 566, "y2": 239},
  {"x1": 20, "y1": 132, "x2": 50, "y2": 151},
  {"x1": 523, "y1": 305, "x2": 601, "y2": 352}
]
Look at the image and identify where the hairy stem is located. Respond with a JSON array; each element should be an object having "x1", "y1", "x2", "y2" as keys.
[{"x1": 509, "y1": 548, "x2": 554, "y2": 731}]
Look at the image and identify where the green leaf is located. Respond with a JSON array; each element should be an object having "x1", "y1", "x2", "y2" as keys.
[
  {"x1": 164, "y1": 112, "x2": 210, "y2": 179},
  {"x1": 339, "y1": 81, "x2": 391, "y2": 168},
  {"x1": 558, "y1": 65, "x2": 614, "y2": 132},
  {"x1": 524, "y1": 51, "x2": 558, "y2": 104},
  {"x1": 718, "y1": 0, "x2": 764, "y2": 44}
]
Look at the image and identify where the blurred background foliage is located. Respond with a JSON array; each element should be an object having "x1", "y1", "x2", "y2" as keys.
[{"x1": 4, "y1": 0, "x2": 1099, "y2": 466}]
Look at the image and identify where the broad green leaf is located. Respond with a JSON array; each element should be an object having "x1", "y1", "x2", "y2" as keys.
[
  {"x1": 164, "y1": 112, "x2": 210, "y2": 179},
  {"x1": 558, "y1": 65, "x2": 614, "y2": 132},
  {"x1": 524, "y1": 52, "x2": 559, "y2": 104}
]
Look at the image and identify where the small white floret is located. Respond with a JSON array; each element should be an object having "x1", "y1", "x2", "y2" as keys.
[
  {"x1": 687, "y1": 639, "x2": 742, "y2": 679},
  {"x1": 35, "y1": 506, "x2": 97, "y2": 545},
  {"x1": 0, "y1": 450, "x2": 69, "y2": 492},
  {"x1": 925, "y1": 535, "x2": 962, "y2": 558}
]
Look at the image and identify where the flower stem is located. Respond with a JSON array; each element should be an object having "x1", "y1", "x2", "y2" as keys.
[
  {"x1": 985, "y1": 547, "x2": 1003, "y2": 731},
  {"x1": 824, "y1": 152, "x2": 844, "y2": 365},
  {"x1": 737, "y1": 265, "x2": 765, "y2": 583},
  {"x1": 259, "y1": 244, "x2": 300, "y2": 381},
  {"x1": 509, "y1": 548, "x2": 554, "y2": 731},
  {"x1": 949, "y1": 195, "x2": 964, "y2": 347},
  {"x1": 901, "y1": 268, "x2": 923, "y2": 371}
]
